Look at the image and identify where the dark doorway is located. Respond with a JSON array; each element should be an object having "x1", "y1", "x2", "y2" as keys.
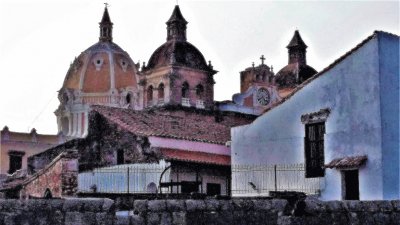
[
  {"x1": 206, "y1": 183, "x2": 221, "y2": 196},
  {"x1": 342, "y1": 170, "x2": 359, "y2": 200},
  {"x1": 181, "y1": 181, "x2": 199, "y2": 194},
  {"x1": 117, "y1": 149, "x2": 124, "y2": 165}
]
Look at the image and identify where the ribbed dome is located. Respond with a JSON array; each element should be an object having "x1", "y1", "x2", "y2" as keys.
[
  {"x1": 275, "y1": 63, "x2": 317, "y2": 88},
  {"x1": 61, "y1": 41, "x2": 138, "y2": 93},
  {"x1": 145, "y1": 40, "x2": 211, "y2": 71}
]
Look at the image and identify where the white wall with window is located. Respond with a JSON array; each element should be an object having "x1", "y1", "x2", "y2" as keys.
[{"x1": 231, "y1": 32, "x2": 399, "y2": 200}]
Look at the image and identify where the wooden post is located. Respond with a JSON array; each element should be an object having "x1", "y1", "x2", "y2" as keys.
[
  {"x1": 127, "y1": 167, "x2": 130, "y2": 194},
  {"x1": 274, "y1": 165, "x2": 277, "y2": 192}
]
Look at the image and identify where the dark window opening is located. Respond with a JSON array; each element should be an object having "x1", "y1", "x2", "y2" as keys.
[
  {"x1": 181, "y1": 181, "x2": 199, "y2": 194},
  {"x1": 158, "y1": 83, "x2": 165, "y2": 99},
  {"x1": 195, "y1": 84, "x2": 204, "y2": 98},
  {"x1": 117, "y1": 149, "x2": 124, "y2": 165},
  {"x1": 304, "y1": 122, "x2": 325, "y2": 178},
  {"x1": 342, "y1": 170, "x2": 359, "y2": 200},
  {"x1": 126, "y1": 93, "x2": 132, "y2": 104},
  {"x1": 207, "y1": 183, "x2": 221, "y2": 196},
  {"x1": 181, "y1": 82, "x2": 189, "y2": 98},
  {"x1": 8, "y1": 152, "x2": 24, "y2": 174},
  {"x1": 44, "y1": 188, "x2": 53, "y2": 199},
  {"x1": 147, "y1": 86, "x2": 153, "y2": 104}
]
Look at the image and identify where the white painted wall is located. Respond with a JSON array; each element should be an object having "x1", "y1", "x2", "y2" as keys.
[{"x1": 232, "y1": 33, "x2": 399, "y2": 200}]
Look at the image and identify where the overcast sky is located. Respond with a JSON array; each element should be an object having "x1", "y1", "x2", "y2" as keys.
[{"x1": 0, "y1": 0, "x2": 398, "y2": 134}]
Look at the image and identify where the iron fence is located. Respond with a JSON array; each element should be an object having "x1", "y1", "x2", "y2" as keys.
[
  {"x1": 78, "y1": 161, "x2": 170, "y2": 194},
  {"x1": 231, "y1": 163, "x2": 324, "y2": 196}
]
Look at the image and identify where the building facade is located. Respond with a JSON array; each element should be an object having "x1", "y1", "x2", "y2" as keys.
[
  {"x1": 0, "y1": 127, "x2": 62, "y2": 178},
  {"x1": 231, "y1": 31, "x2": 399, "y2": 200},
  {"x1": 218, "y1": 31, "x2": 317, "y2": 115}
]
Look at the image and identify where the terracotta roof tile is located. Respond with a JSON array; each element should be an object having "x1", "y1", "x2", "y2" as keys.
[
  {"x1": 91, "y1": 106, "x2": 255, "y2": 144},
  {"x1": 325, "y1": 155, "x2": 367, "y2": 169},
  {"x1": 160, "y1": 148, "x2": 230, "y2": 166}
]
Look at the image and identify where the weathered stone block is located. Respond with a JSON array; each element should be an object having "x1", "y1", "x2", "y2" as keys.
[
  {"x1": 219, "y1": 200, "x2": 233, "y2": 211},
  {"x1": 82, "y1": 198, "x2": 104, "y2": 212},
  {"x1": 205, "y1": 199, "x2": 220, "y2": 211},
  {"x1": 172, "y1": 212, "x2": 186, "y2": 225},
  {"x1": 102, "y1": 198, "x2": 115, "y2": 212},
  {"x1": 277, "y1": 216, "x2": 304, "y2": 225},
  {"x1": 325, "y1": 201, "x2": 345, "y2": 212},
  {"x1": 345, "y1": 200, "x2": 365, "y2": 212},
  {"x1": 376, "y1": 201, "x2": 394, "y2": 212},
  {"x1": 303, "y1": 199, "x2": 326, "y2": 214},
  {"x1": 148, "y1": 200, "x2": 167, "y2": 212},
  {"x1": 147, "y1": 212, "x2": 160, "y2": 225},
  {"x1": 392, "y1": 200, "x2": 400, "y2": 211},
  {"x1": 133, "y1": 200, "x2": 148, "y2": 214},
  {"x1": 160, "y1": 212, "x2": 172, "y2": 225},
  {"x1": 130, "y1": 214, "x2": 145, "y2": 225},
  {"x1": 372, "y1": 212, "x2": 391, "y2": 225},
  {"x1": 115, "y1": 215, "x2": 130, "y2": 225},
  {"x1": 96, "y1": 212, "x2": 115, "y2": 225},
  {"x1": 166, "y1": 200, "x2": 185, "y2": 212},
  {"x1": 63, "y1": 199, "x2": 83, "y2": 212},
  {"x1": 185, "y1": 200, "x2": 206, "y2": 212}
]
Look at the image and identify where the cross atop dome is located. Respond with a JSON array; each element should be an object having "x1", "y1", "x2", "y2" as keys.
[
  {"x1": 99, "y1": 5, "x2": 113, "y2": 42},
  {"x1": 166, "y1": 5, "x2": 188, "y2": 41}
]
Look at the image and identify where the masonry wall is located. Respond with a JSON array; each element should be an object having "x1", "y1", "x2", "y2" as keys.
[
  {"x1": 0, "y1": 198, "x2": 114, "y2": 225},
  {"x1": 231, "y1": 35, "x2": 391, "y2": 200},
  {"x1": 22, "y1": 151, "x2": 78, "y2": 198},
  {"x1": 0, "y1": 198, "x2": 399, "y2": 225}
]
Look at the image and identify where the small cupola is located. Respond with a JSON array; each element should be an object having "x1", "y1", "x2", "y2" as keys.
[
  {"x1": 99, "y1": 5, "x2": 113, "y2": 42},
  {"x1": 166, "y1": 5, "x2": 188, "y2": 41},
  {"x1": 287, "y1": 30, "x2": 308, "y2": 65}
]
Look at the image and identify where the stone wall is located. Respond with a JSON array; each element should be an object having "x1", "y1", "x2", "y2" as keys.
[
  {"x1": 22, "y1": 150, "x2": 78, "y2": 198},
  {"x1": 0, "y1": 198, "x2": 114, "y2": 225},
  {"x1": 0, "y1": 198, "x2": 399, "y2": 225},
  {"x1": 117, "y1": 199, "x2": 400, "y2": 225}
]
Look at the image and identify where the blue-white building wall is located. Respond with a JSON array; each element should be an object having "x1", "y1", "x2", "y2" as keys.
[
  {"x1": 231, "y1": 32, "x2": 399, "y2": 200},
  {"x1": 378, "y1": 33, "x2": 400, "y2": 199}
]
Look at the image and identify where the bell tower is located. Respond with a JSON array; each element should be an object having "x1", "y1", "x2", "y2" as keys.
[
  {"x1": 166, "y1": 5, "x2": 188, "y2": 41},
  {"x1": 99, "y1": 4, "x2": 113, "y2": 42},
  {"x1": 287, "y1": 30, "x2": 307, "y2": 65}
]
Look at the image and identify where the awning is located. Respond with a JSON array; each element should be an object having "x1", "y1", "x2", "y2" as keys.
[
  {"x1": 160, "y1": 148, "x2": 231, "y2": 166},
  {"x1": 325, "y1": 155, "x2": 367, "y2": 169}
]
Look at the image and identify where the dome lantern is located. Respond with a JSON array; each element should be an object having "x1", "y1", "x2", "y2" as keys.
[{"x1": 99, "y1": 5, "x2": 113, "y2": 42}]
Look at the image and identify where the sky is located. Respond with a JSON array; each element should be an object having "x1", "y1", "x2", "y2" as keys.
[{"x1": 0, "y1": 0, "x2": 398, "y2": 135}]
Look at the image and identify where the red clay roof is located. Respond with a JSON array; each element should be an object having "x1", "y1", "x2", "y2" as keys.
[
  {"x1": 325, "y1": 155, "x2": 367, "y2": 169},
  {"x1": 91, "y1": 106, "x2": 255, "y2": 144},
  {"x1": 160, "y1": 148, "x2": 230, "y2": 166}
]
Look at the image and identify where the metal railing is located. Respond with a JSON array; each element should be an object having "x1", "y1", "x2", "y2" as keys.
[
  {"x1": 181, "y1": 98, "x2": 190, "y2": 107},
  {"x1": 78, "y1": 161, "x2": 170, "y2": 194},
  {"x1": 196, "y1": 100, "x2": 205, "y2": 109},
  {"x1": 231, "y1": 163, "x2": 323, "y2": 196}
]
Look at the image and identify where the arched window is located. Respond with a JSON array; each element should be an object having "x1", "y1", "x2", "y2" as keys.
[
  {"x1": 196, "y1": 84, "x2": 204, "y2": 99},
  {"x1": 147, "y1": 85, "x2": 153, "y2": 104},
  {"x1": 158, "y1": 83, "x2": 165, "y2": 99},
  {"x1": 126, "y1": 93, "x2": 132, "y2": 104},
  {"x1": 181, "y1": 82, "x2": 189, "y2": 98}
]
